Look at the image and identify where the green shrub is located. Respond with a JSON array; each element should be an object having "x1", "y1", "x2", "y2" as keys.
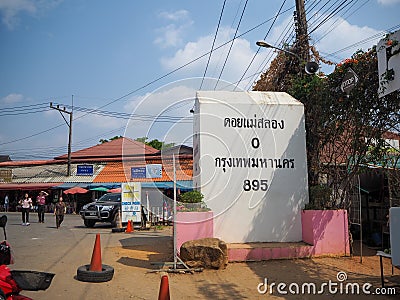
[{"x1": 180, "y1": 190, "x2": 204, "y2": 203}]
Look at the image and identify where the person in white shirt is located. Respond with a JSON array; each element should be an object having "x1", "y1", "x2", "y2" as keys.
[{"x1": 19, "y1": 193, "x2": 32, "y2": 226}]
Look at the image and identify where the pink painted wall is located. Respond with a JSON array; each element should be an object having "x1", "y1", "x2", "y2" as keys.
[
  {"x1": 176, "y1": 211, "x2": 214, "y2": 251},
  {"x1": 228, "y1": 245, "x2": 314, "y2": 262},
  {"x1": 302, "y1": 209, "x2": 350, "y2": 256}
]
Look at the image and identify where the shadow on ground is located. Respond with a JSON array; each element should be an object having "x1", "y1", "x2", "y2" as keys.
[
  {"x1": 112, "y1": 230, "x2": 173, "y2": 270},
  {"x1": 245, "y1": 241, "x2": 400, "y2": 299}
]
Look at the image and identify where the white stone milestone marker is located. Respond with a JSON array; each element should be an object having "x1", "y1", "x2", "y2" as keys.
[{"x1": 193, "y1": 91, "x2": 309, "y2": 243}]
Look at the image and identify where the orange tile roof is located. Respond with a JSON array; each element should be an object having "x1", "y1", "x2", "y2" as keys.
[
  {"x1": 54, "y1": 137, "x2": 158, "y2": 160},
  {"x1": 93, "y1": 157, "x2": 193, "y2": 183}
]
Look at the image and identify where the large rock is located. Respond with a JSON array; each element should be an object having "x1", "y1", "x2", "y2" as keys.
[{"x1": 180, "y1": 238, "x2": 228, "y2": 269}]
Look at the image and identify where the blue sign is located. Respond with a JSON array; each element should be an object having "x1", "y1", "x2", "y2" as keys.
[
  {"x1": 131, "y1": 167, "x2": 146, "y2": 178},
  {"x1": 77, "y1": 165, "x2": 94, "y2": 176}
]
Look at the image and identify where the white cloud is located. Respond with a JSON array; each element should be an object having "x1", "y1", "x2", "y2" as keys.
[
  {"x1": 159, "y1": 27, "x2": 268, "y2": 89},
  {"x1": 75, "y1": 111, "x2": 126, "y2": 131},
  {"x1": 310, "y1": 16, "x2": 380, "y2": 63},
  {"x1": 158, "y1": 9, "x2": 189, "y2": 22},
  {"x1": 154, "y1": 24, "x2": 186, "y2": 48},
  {"x1": 154, "y1": 9, "x2": 193, "y2": 48},
  {"x1": 378, "y1": 0, "x2": 400, "y2": 5},
  {"x1": 124, "y1": 82, "x2": 197, "y2": 144},
  {"x1": 0, "y1": 0, "x2": 36, "y2": 29},
  {"x1": 0, "y1": 0, "x2": 62, "y2": 30},
  {"x1": 1, "y1": 93, "x2": 24, "y2": 104}
]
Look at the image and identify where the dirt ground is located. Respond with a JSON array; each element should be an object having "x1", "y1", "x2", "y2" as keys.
[
  {"x1": 17, "y1": 222, "x2": 399, "y2": 300},
  {"x1": 106, "y1": 227, "x2": 400, "y2": 300}
]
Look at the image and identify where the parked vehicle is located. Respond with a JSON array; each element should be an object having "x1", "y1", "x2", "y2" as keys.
[
  {"x1": 0, "y1": 215, "x2": 54, "y2": 300},
  {"x1": 79, "y1": 193, "x2": 122, "y2": 228}
]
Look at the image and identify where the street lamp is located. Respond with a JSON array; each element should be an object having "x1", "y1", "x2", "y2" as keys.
[{"x1": 256, "y1": 40, "x2": 319, "y2": 75}]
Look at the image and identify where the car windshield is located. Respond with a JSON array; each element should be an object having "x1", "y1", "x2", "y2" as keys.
[{"x1": 96, "y1": 193, "x2": 121, "y2": 203}]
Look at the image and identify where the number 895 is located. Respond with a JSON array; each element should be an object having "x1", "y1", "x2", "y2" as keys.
[{"x1": 243, "y1": 179, "x2": 268, "y2": 191}]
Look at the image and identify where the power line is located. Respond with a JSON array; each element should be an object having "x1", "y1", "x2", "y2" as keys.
[
  {"x1": 209, "y1": 0, "x2": 245, "y2": 79},
  {"x1": 200, "y1": 0, "x2": 226, "y2": 90},
  {"x1": 328, "y1": 24, "x2": 400, "y2": 58},
  {"x1": 0, "y1": 103, "x2": 50, "y2": 116},
  {"x1": 2, "y1": 1, "x2": 394, "y2": 151},
  {"x1": 0, "y1": 102, "x2": 49, "y2": 110},
  {"x1": 311, "y1": 0, "x2": 370, "y2": 45},
  {"x1": 309, "y1": 0, "x2": 356, "y2": 35},
  {"x1": 246, "y1": 11, "x2": 296, "y2": 90},
  {"x1": 59, "y1": 104, "x2": 193, "y2": 122},
  {"x1": 234, "y1": 0, "x2": 290, "y2": 90},
  {"x1": 1, "y1": 9, "x2": 293, "y2": 147},
  {"x1": 214, "y1": 0, "x2": 249, "y2": 90}
]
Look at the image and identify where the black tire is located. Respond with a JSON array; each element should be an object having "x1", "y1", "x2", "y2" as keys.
[
  {"x1": 76, "y1": 264, "x2": 114, "y2": 283},
  {"x1": 110, "y1": 212, "x2": 119, "y2": 228},
  {"x1": 84, "y1": 219, "x2": 96, "y2": 228}
]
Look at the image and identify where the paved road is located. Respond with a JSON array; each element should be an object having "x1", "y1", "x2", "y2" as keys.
[{"x1": 2, "y1": 212, "x2": 173, "y2": 299}]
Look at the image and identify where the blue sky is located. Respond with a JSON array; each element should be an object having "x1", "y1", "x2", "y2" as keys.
[{"x1": 1, "y1": 0, "x2": 400, "y2": 160}]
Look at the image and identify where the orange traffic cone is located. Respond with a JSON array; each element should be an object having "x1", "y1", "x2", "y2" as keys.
[
  {"x1": 158, "y1": 274, "x2": 170, "y2": 300},
  {"x1": 89, "y1": 233, "x2": 102, "y2": 271},
  {"x1": 125, "y1": 220, "x2": 133, "y2": 233}
]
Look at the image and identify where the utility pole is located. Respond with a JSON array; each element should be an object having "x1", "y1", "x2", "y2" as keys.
[
  {"x1": 294, "y1": 0, "x2": 310, "y2": 62},
  {"x1": 50, "y1": 98, "x2": 73, "y2": 176}
]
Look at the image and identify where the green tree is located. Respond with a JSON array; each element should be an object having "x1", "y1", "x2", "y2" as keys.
[
  {"x1": 99, "y1": 135, "x2": 122, "y2": 144},
  {"x1": 135, "y1": 137, "x2": 148, "y2": 144},
  {"x1": 254, "y1": 42, "x2": 400, "y2": 209},
  {"x1": 135, "y1": 137, "x2": 175, "y2": 150}
]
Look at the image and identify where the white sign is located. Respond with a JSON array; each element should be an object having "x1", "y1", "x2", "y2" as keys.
[
  {"x1": 377, "y1": 29, "x2": 400, "y2": 97},
  {"x1": 193, "y1": 91, "x2": 309, "y2": 243},
  {"x1": 146, "y1": 164, "x2": 162, "y2": 178},
  {"x1": 121, "y1": 182, "x2": 141, "y2": 223},
  {"x1": 340, "y1": 68, "x2": 359, "y2": 95}
]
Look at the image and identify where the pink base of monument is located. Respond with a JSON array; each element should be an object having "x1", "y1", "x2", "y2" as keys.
[{"x1": 176, "y1": 210, "x2": 350, "y2": 262}]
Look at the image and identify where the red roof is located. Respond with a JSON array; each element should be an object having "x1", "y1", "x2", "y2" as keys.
[
  {"x1": 93, "y1": 156, "x2": 193, "y2": 183},
  {"x1": 54, "y1": 137, "x2": 158, "y2": 161}
]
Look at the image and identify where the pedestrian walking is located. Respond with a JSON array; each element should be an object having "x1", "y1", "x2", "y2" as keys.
[
  {"x1": 3, "y1": 194, "x2": 9, "y2": 212},
  {"x1": 54, "y1": 196, "x2": 66, "y2": 229},
  {"x1": 19, "y1": 193, "x2": 32, "y2": 226},
  {"x1": 36, "y1": 191, "x2": 48, "y2": 223}
]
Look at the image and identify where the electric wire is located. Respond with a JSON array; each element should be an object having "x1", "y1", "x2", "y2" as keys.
[
  {"x1": 57, "y1": 104, "x2": 192, "y2": 123},
  {"x1": 1, "y1": 9, "x2": 294, "y2": 148},
  {"x1": 199, "y1": 0, "x2": 226, "y2": 90},
  {"x1": 245, "y1": 11, "x2": 296, "y2": 90},
  {"x1": 309, "y1": 0, "x2": 356, "y2": 35},
  {"x1": 311, "y1": 0, "x2": 370, "y2": 46},
  {"x1": 234, "y1": 0, "x2": 290, "y2": 90},
  {"x1": 307, "y1": 0, "x2": 343, "y2": 31},
  {"x1": 214, "y1": 0, "x2": 249, "y2": 90},
  {"x1": 328, "y1": 24, "x2": 400, "y2": 58},
  {"x1": 2, "y1": 1, "x2": 397, "y2": 155},
  {"x1": 209, "y1": 0, "x2": 244, "y2": 78}
]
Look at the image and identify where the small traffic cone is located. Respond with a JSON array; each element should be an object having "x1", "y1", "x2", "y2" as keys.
[
  {"x1": 89, "y1": 233, "x2": 102, "y2": 271},
  {"x1": 125, "y1": 220, "x2": 133, "y2": 233},
  {"x1": 158, "y1": 274, "x2": 170, "y2": 300}
]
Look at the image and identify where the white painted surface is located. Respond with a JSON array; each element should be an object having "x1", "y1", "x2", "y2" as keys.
[
  {"x1": 193, "y1": 91, "x2": 309, "y2": 243},
  {"x1": 377, "y1": 29, "x2": 400, "y2": 97}
]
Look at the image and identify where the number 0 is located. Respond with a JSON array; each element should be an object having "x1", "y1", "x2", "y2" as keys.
[{"x1": 251, "y1": 137, "x2": 260, "y2": 149}]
